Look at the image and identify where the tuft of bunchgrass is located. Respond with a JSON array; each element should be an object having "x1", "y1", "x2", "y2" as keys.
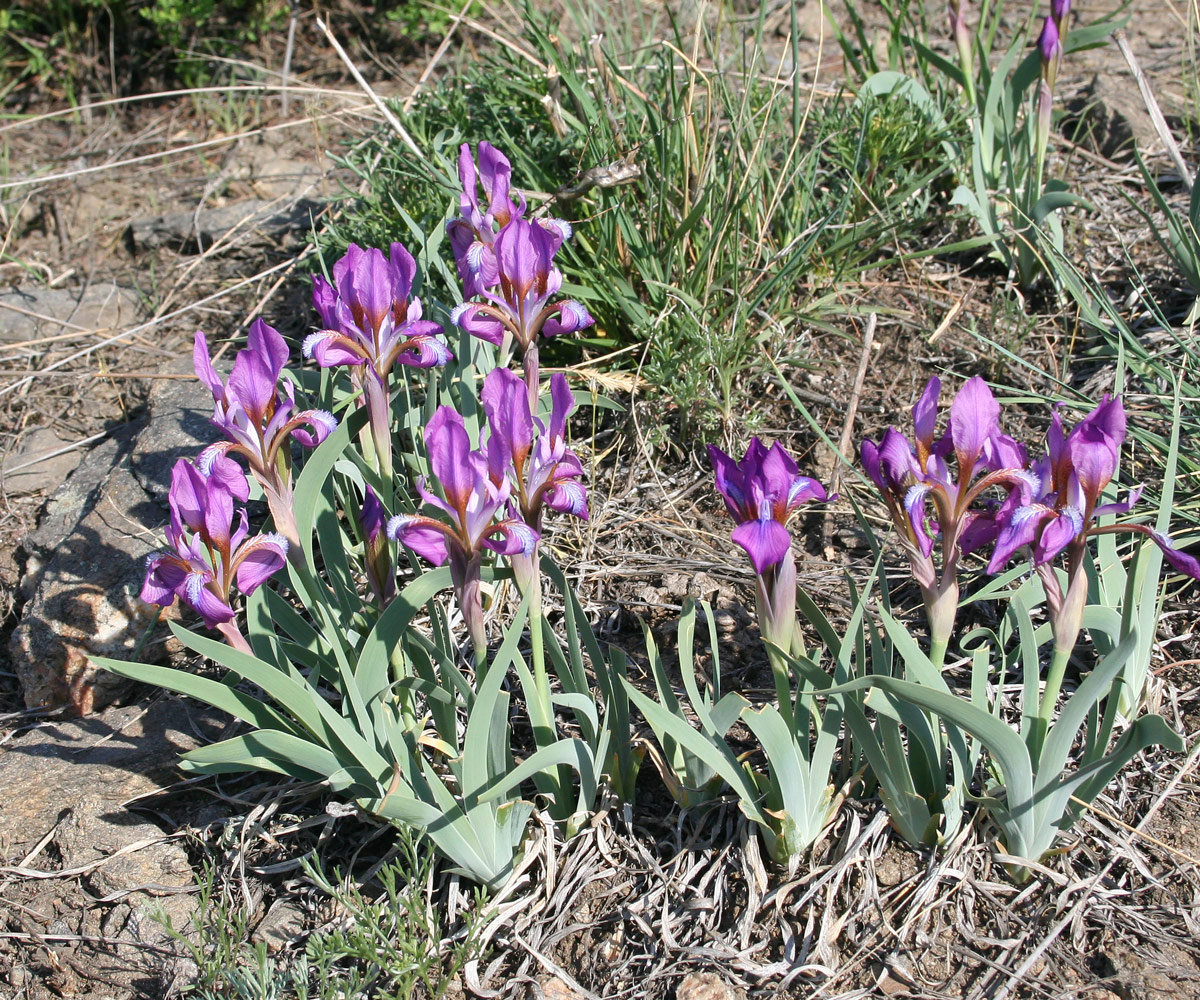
[{"x1": 325, "y1": 1, "x2": 961, "y2": 441}]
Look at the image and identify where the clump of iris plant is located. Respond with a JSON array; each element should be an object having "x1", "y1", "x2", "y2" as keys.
[
  {"x1": 194, "y1": 319, "x2": 336, "y2": 553},
  {"x1": 304, "y1": 241, "x2": 452, "y2": 479},
  {"x1": 709, "y1": 438, "x2": 830, "y2": 704},
  {"x1": 860, "y1": 376, "x2": 1028, "y2": 667},
  {"x1": 141, "y1": 459, "x2": 289, "y2": 654},
  {"x1": 449, "y1": 143, "x2": 593, "y2": 408}
]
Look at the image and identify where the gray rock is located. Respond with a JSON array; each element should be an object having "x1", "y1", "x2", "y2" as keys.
[
  {"x1": 1, "y1": 426, "x2": 84, "y2": 497},
  {"x1": 0, "y1": 282, "x2": 143, "y2": 344},
  {"x1": 127, "y1": 197, "x2": 325, "y2": 254},
  {"x1": 10, "y1": 373, "x2": 214, "y2": 711},
  {"x1": 0, "y1": 698, "x2": 221, "y2": 975}
]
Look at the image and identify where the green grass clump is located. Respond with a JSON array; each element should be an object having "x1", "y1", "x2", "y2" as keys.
[
  {"x1": 156, "y1": 829, "x2": 485, "y2": 1000},
  {"x1": 326, "y1": 3, "x2": 963, "y2": 441}
]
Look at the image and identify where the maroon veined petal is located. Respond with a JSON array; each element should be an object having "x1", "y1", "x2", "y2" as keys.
[
  {"x1": 1032, "y1": 506, "x2": 1084, "y2": 566},
  {"x1": 286, "y1": 410, "x2": 338, "y2": 449},
  {"x1": 233, "y1": 532, "x2": 290, "y2": 594},
  {"x1": 302, "y1": 331, "x2": 368, "y2": 368},
  {"x1": 193, "y1": 331, "x2": 225, "y2": 400},
  {"x1": 197, "y1": 444, "x2": 251, "y2": 502},
  {"x1": 451, "y1": 303, "x2": 505, "y2": 347},
  {"x1": 903, "y1": 484, "x2": 936, "y2": 558},
  {"x1": 786, "y1": 476, "x2": 828, "y2": 510},
  {"x1": 731, "y1": 517, "x2": 792, "y2": 575},
  {"x1": 246, "y1": 317, "x2": 290, "y2": 381},
  {"x1": 392, "y1": 328, "x2": 452, "y2": 369},
  {"x1": 482, "y1": 517, "x2": 539, "y2": 557},
  {"x1": 1093, "y1": 484, "x2": 1144, "y2": 518},
  {"x1": 140, "y1": 554, "x2": 188, "y2": 606},
  {"x1": 544, "y1": 480, "x2": 589, "y2": 520},
  {"x1": 542, "y1": 300, "x2": 594, "y2": 338},
  {"x1": 184, "y1": 573, "x2": 235, "y2": 628},
  {"x1": 988, "y1": 504, "x2": 1050, "y2": 573},
  {"x1": 1148, "y1": 530, "x2": 1200, "y2": 580},
  {"x1": 388, "y1": 514, "x2": 451, "y2": 566}
]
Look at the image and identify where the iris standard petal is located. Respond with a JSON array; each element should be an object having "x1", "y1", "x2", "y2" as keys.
[
  {"x1": 169, "y1": 459, "x2": 209, "y2": 533},
  {"x1": 193, "y1": 331, "x2": 225, "y2": 399},
  {"x1": 227, "y1": 347, "x2": 277, "y2": 427},
  {"x1": 912, "y1": 377, "x2": 941, "y2": 458},
  {"x1": 425, "y1": 407, "x2": 474, "y2": 513},
  {"x1": 707, "y1": 443, "x2": 749, "y2": 519},
  {"x1": 950, "y1": 376, "x2": 1001, "y2": 472},
  {"x1": 246, "y1": 317, "x2": 290, "y2": 380}
]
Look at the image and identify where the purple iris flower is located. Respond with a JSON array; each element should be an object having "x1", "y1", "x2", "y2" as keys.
[
  {"x1": 359, "y1": 485, "x2": 395, "y2": 608},
  {"x1": 861, "y1": 376, "x2": 1029, "y2": 662},
  {"x1": 481, "y1": 368, "x2": 587, "y2": 593},
  {"x1": 387, "y1": 406, "x2": 538, "y2": 654},
  {"x1": 446, "y1": 142, "x2": 575, "y2": 302},
  {"x1": 482, "y1": 368, "x2": 588, "y2": 527},
  {"x1": 141, "y1": 459, "x2": 288, "y2": 653},
  {"x1": 305, "y1": 242, "x2": 451, "y2": 375},
  {"x1": 194, "y1": 321, "x2": 336, "y2": 550},
  {"x1": 304, "y1": 242, "x2": 451, "y2": 478},
  {"x1": 1051, "y1": 0, "x2": 1070, "y2": 32},
  {"x1": 453, "y1": 218, "x2": 592, "y2": 349},
  {"x1": 453, "y1": 217, "x2": 593, "y2": 404},
  {"x1": 989, "y1": 398, "x2": 1200, "y2": 643},
  {"x1": 1037, "y1": 16, "x2": 1061, "y2": 87},
  {"x1": 446, "y1": 142, "x2": 521, "y2": 299},
  {"x1": 709, "y1": 438, "x2": 829, "y2": 652}
]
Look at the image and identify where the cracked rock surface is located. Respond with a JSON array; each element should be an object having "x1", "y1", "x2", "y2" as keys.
[{"x1": 9, "y1": 372, "x2": 214, "y2": 711}]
